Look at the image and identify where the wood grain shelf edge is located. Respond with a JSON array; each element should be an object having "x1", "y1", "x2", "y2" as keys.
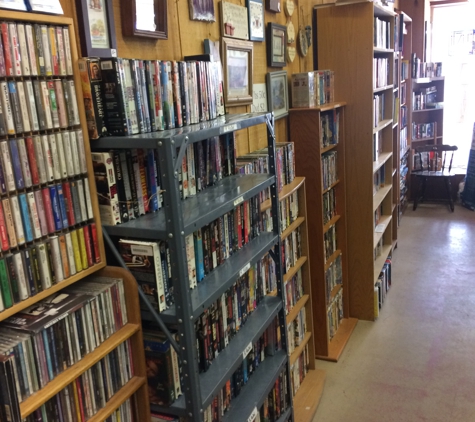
[
  {"x1": 316, "y1": 318, "x2": 358, "y2": 362},
  {"x1": 293, "y1": 369, "x2": 326, "y2": 422},
  {"x1": 289, "y1": 332, "x2": 312, "y2": 367},
  {"x1": 260, "y1": 177, "x2": 305, "y2": 212},
  {"x1": 20, "y1": 323, "x2": 140, "y2": 418},
  {"x1": 286, "y1": 294, "x2": 309, "y2": 325},
  {"x1": 281, "y1": 217, "x2": 305, "y2": 241},
  {"x1": 323, "y1": 215, "x2": 341, "y2": 234},
  {"x1": 283, "y1": 256, "x2": 308, "y2": 284}
]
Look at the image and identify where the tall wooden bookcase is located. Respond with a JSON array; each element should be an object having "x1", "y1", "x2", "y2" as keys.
[
  {"x1": 261, "y1": 177, "x2": 325, "y2": 421},
  {"x1": 315, "y1": 2, "x2": 396, "y2": 321},
  {"x1": 0, "y1": 10, "x2": 149, "y2": 421},
  {"x1": 289, "y1": 103, "x2": 358, "y2": 360}
]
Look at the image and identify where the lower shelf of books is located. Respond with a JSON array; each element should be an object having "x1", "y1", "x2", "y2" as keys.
[
  {"x1": 293, "y1": 369, "x2": 326, "y2": 422},
  {"x1": 316, "y1": 317, "x2": 358, "y2": 362},
  {"x1": 20, "y1": 323, "x2": 141, "y2": 417},
  {"x1": 374, "y1": 245, "x2": 393, "y2": 284},
  {"x1": 88, "y1": 376, "x2": 146, "y2": 422}
]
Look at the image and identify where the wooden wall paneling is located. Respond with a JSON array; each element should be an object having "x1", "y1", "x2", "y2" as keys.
[{"x1": 317, "y1": 3, "x2": 376, "y2": 321}]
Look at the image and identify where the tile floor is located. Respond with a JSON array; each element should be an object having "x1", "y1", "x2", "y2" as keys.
[{"x1": 312, "y1": 203, "x2": 475, "y2": 422}]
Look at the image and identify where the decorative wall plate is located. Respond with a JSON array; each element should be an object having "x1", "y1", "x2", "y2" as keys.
[
  {"x1": 284, "y1": 0, "x2": 294, "y2": 17},
  {"x1": 298, "y1": 27, "x2": 308, "y2": 57},
  {"x1": 286, "y1": 21, "x2": 295, "y2": 44},
  {"x1": 286, "y1": 46, "x2": 296, "y2": 63}
]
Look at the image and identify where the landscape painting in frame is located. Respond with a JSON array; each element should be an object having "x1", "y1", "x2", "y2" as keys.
[{"x1": 189, "y1": 0, "x2": 216, "y2": 22}]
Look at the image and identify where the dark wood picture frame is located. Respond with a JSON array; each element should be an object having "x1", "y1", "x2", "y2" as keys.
[
  {"x1": 247, "y1": 0, "x2": 265, "y2": 42},
  {"x1": 267, "y1": 70, "x2": 288, "y2": 119},
  {"x1": 76, "y1": 0, "x2": 117, "y2": 58},
  {"x1": 266, "y1": 0, "x2": 281, "y2": 13},
  {"x1": 267, "y1": 22, "x2": 287, "y2": 67},
  {"x1": 121, "y1": 0, "x2": 168, "y2": 40}
]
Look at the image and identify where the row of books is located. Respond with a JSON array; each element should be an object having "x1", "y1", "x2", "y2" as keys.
[
  {"x1": 320, "y1": 109, "x2": 340, "y2": 148},
  {"x1": 412, "y1": 86, "x2": 438, "y2": 111},
  {"x1": 0, "y1": 223, "x2": 100, "y2": 311},
  {"x1": 325, "y1": 254, "x2": 342, "y2": 306},
  {"x1": 411, "y1": 55, "x2": 443, "y2": 79},
  {"x1": 374, "y1": 237, "x2": 384, "y2": 261},
  {"x1": 322, "y1": 151, "x2": 338, "y2": 191},
  {"x1": 373, "y1": 165, "x2": 385, "y2": 195},
  {"x1": 373, "y1": 57, "x2": 390, "y2": 89},
  {"x1": 400, "y1": 103, "x2": 407, "y2": 128},
  {"x1": 0, "y1": 133, "x2": 88, "y2": 195},
  {"x1": 22, "y1": 343, "x2": 134, "y2": 422},
  {"x1": 400, "y1": 83, "x2": 407, "y2": 106},
  {"x1": 373, "y1": 92, "x2": 386, "y2": 127},
  {"x1": 282, "y1": 227, "x2": 301, "y2": 274},
  {"x1": 374, "y1": 17, "x2": 392, "y2": 49},
  {"x1": 290, "y1": 343, "x2": 309, "y2": 397},
  {"x1": 283, "y1": 268, "x2": 304, "y2": 316},
  {"x1": 287, "y1": 307, "x2": 306, "y2": 356},
  {"x1": 203, "y1": 344, "x2": 287, "y2": 422},
  {"x1": 0, "y1": 176, "x2": 93, "y2": 247},
  {"x1": 373, "y1": 131, "x2": 382, "y2": 162},
  {"x1": 401, "y1": 60, "x2": 410, "y2": 81},
  {"x1": 236, "y1": 142, "x2": 295, "y2": 194},
  {"x1": 261, "y1": 190, "x2": 299, "y2": 235},
  {"x1": 374, "y1": 203, "x2": 383, "y2": 228},
  {"x1": 374, "y1": 258, "x2": 392, "y2": 318},
  {"x1": 412, "y1": 122, "x2": 435, "y2": 140},
  {"x1": 80, "y1": 56, "x2": 225, "y2": 139},
  {"x1": 324, "y1": 224, "x2": 337, "y2": 263},
  {"x1": 323, "y1": 187, "x2": 337, "y2": 226},
  {"x1": 194, "y1": 260, "x2": 278, "y2": 375},
  {"x1": 0, "y1": 276, "x2": 127, "y2": 405},
  {"x1": 290, "y1": 70, "x2": 335, "y2": 109},
  {"x1": 0, "y1": 77, "x2": 81, "y2": 137},
  {"x1": 400, "y1": 125, "x2": 408, "y2": 152},
  {"x1": 327, "y1": 288, "x2": 343, "y2": 340},
  {"x1": 0, "y1": 22, "x2": 73, "y2": 78},
  {"x1": 143, "y1": 328, "x2": 181, "y2": 407}
]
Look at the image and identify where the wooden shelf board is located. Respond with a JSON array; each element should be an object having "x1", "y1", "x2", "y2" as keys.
[
  {"x1": 260, "y1": 177, "x2": 305, "y2": 212},
  {"x1": 374, "y1": 244, "x2": 393, "y2": 285},
  {"x1": 374, "y1": 215, "x2": 392, "y2": 248},
  {"x1": 413, "y1": 76, "x2": 444, "y2": 83},
  {"x1": 373, "y1": 185, "x2": 392, "y2": 212},
  {"x1": 324, "y1": 250, "x2": 341, "y2": 272},
  {"x1": 88, "y1": 377, "x2": 146, "y2": 422},
  {"x1": 0, "y1": 263, "x2": 106, "y2": 323},
  {"x1": 293, "y1": 369, "x2": 326, "y2": 422},
  {"x1": 322, "y1": 179, "x2": 340, "y2": 194},
  {"x1": 317, "y1": 318, "x2": 358, "y2": 362},
  {"x1": 290, "y1": 102, "x2": 347, "y2": 112},
  {"x1": 323, "y1": 214, "x2": 341, "y2": 234},
  {"x1": 281, "y1": 217, "x2": 305, "y2": 241},
  {"x1": 321, "y1": 144, "x2": 338, "y2": 154},
  {"x1": 283, "y1": 256, "x2": 308, "y2": 284},
  {"x1": 373, "y1": 152, "x2": 393, "y2": 173},
  {"x1": 392, "y1": 121, "x2": 398, "y2": 129},
  {"x1": 286, "y1": 294, "x2": 309, "y2": 324},
  {"x1": 20, "y1": 323, "x2": 140, "y2": 418},
  {"x1": 373, "y1": 47, "x2": 394, "y2": 53},
  {"x1": 392, "y1": 168, "x2": 397, "y2": 177},
  {"x1": 412, "y1": 107, "x2": 444, "y2": 113},
  {"x1": 329, "y1": 283, "x2": 342, "y2": 303},
  {"x1": 373, "y1": 85, "x2": 394, "y2": 93},
  {"x1": 373, "y1": 3, "x2": 396, "y2": 17},
  {"x1": 373, "y1": 119, "x2": 393, "y2": 134},
  {"x1": 289, "y1": 332, "x2": 312, "y2": 367},
  {"x1": 412, "y1": 136, "x2": 436, "y2": 143}
]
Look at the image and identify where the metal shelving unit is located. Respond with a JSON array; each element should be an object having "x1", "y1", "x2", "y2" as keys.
[{"x1": 93, "y1": 112, "x2": 293, "y2": 421}]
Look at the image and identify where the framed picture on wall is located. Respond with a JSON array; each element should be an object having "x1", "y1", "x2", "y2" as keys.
[
  {"x1": 189, "y1": 0, "x2": 216, "y2": 22},
  {"x1": 267, "y1": 22, "x2": 286, "y2": 67},
  {"x1": 76, "y1": 0, "x2": 117, "y2": 57},
  {"x1": 121, "y1": 0, "x2": 168, "y2": 39},
  {"x1": 0, "y1": 0, "x2": 27, "y2": 11},
  {"x1": 247, "y1": 0, "x2": 265, "y2": 42},
  {"x1": 222, "y1": 37, "x2": 254, "y2": 106},
  {"x1": 266, "y1": 70, "x2": 288, "y2": 119}
]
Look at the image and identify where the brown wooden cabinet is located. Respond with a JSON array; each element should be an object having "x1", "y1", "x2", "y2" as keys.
[{"x1": 289, "y1": 103, "x2": 358, "y2": 360}]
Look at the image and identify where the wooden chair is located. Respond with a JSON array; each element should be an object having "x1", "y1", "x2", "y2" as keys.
[{"x1": 412, "y1": 144, "x2": 458, "y2": 212}]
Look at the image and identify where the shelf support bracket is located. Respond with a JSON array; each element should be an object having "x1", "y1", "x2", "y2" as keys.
[
  {"x1": 101, "y1": 227, "x2": 181, "y2": 353},
  {"x1": 173, "y1": 137, "x2": 190, "y2": 175}
]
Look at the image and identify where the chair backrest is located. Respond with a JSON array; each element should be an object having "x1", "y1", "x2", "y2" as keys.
[{"x1": 413, "y1": 144, "x2": 458, "y2": 172}]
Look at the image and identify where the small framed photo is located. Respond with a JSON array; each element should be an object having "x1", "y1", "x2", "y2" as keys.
[
  {"x1": 247, "y1": 0, "x2": 264, "y2": 42},
  {"x1": 76, "y1": 0, "x2": 117, "y2": 57},
  {"x1": 0, "y1": 0, "x2": 27, "y2": 11},
  {"x1": 267, "y1": 22, "x2": 286, "y2": 67},
  {"x1": 266, "y1": 0, "x2": 281, "y2": 13},
  {"x1": 189, "y1": 0, "x2": 215, "y2": 21},
  {"x1": 267, "y1": 70, "x2": 289, "y2": 119},
  {"x1": 220, "y1": 1, "x2": 249, "y2": 40},
  {"x1": 222, "y1": 37, "x2": 254, "y2": 107},
  {"x1": 121, "y1": 0, "x2": 168, "y2": 40}
]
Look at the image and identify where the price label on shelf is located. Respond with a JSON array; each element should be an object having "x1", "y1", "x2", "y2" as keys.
[
  {"x1": 239, "y1": 262, "x2": 251, "y2": 277},
  {"x1": 221, "y1": 123, "x2": 239, "y2": 134},
  {"x1": 247, "y1": 407, "x2": 258, "y2": 422},
  {"x1": 234, "y1": 196, "x2": 244, "y2": 206},
  {"x1": 242, "y1": 341, "x2": 253, "y2": 360},
  {"x1": 375, "y1": 224, "x2": 385, "y2": 233}
]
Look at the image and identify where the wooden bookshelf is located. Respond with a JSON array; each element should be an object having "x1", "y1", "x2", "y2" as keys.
[
  {"x1": 293, "y1": 369, "x2": 326, "y2": 422},
  {"x1": 289, "y1": 103, "x2": 358, "y2": 361}
]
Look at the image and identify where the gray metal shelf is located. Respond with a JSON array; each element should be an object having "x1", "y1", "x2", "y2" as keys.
[
  {"x1": 277, "y1": 408, "x2": 293, "y2": 422},
  {"x1": 92, "y1": 112, "x2": 270, "y2": 149},
  {"x1": 154, "y1": 232, "x2": 278, "y2": 323},
  {"x1": 200, "y1": 295, "x2": 283, "y2": 408},
  {"x1": 222, "y1": 350, "x2": 288, "y2": 422},
  {"x1": 102, "y1": 174, "x2": 274, "y2": 240}
]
